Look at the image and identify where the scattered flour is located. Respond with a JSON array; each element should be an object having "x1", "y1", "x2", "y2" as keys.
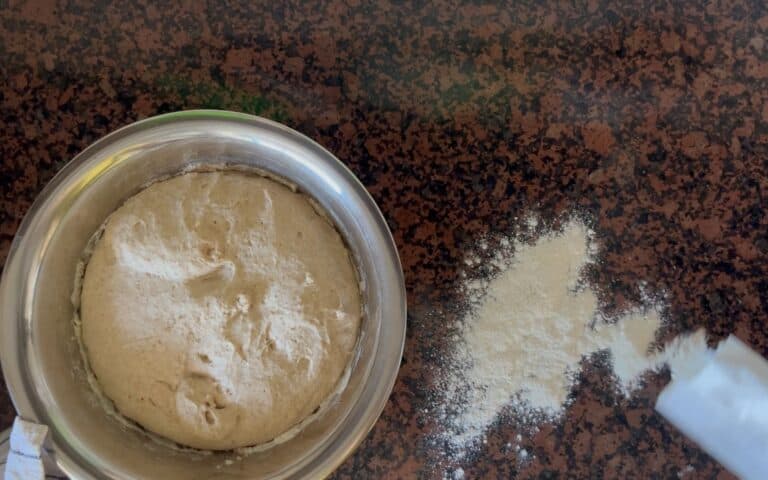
[
  {"x1": 677, "y1": 465, "x2": 695, "y2": 478},
  {"x1": 437, "y1": 219, "x2": 668, "y2": 453}
]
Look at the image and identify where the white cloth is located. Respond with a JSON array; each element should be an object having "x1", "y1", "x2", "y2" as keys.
[
  {"x1": 656, "y1": 335, "x2": 768, "y2": 480},
  {"x1": 0, "y1": 418, "x2": 66, "y2": 480}
]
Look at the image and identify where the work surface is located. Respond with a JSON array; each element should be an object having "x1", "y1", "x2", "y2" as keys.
[{"x1": 2, "y1": 1, "x2": 767, "y2": 478}]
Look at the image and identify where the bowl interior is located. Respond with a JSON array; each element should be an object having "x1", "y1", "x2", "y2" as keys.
[{"x1": 1, "y1": 112, "x2": 405, "y2": 479}]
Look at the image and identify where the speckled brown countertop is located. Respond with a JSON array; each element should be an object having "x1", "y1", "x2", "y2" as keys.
[{"x1": 2, "y1": 0, "x2": 767, "y2": 478}]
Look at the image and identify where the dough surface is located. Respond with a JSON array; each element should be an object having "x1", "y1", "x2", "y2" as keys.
[{"x1": 80, "y1": 171, "x2": 361, "y2": 450}]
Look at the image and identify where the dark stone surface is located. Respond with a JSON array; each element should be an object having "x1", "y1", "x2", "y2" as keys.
[{"x1": 2, "y1": 0, "x2": 766, "y2": 477}]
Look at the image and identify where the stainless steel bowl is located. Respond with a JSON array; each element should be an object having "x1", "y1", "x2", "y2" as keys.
[{"x1": 0, "y1": 111, "x2": 406, "y2": 479}]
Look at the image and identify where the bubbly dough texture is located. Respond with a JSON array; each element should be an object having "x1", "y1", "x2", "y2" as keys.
[{"x1": 80, "y1": 171, "x2": 361, "y2": 450}]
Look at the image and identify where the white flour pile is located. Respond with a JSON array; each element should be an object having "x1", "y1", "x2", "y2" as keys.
[{"x1": 437, "y1": 219, "x2": 669, "y2": 452}]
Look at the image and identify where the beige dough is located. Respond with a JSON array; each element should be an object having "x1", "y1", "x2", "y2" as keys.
[{"x1": 80, "y1": 171, "x2": 361, "y2": 450}]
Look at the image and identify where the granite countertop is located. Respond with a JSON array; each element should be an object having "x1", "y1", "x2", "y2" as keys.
[{"x1": 1, "y1": 0, "x2": 766, "y2": 478}]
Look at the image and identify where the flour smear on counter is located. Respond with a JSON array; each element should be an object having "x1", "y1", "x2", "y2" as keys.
[{"x1": 435, "y1": 218, "x2": 669, "y2": 455}]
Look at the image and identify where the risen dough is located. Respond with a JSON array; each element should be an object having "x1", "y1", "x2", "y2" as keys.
[{"x1": 80, "y1": 171, "x2": 361, "y2": 450}]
